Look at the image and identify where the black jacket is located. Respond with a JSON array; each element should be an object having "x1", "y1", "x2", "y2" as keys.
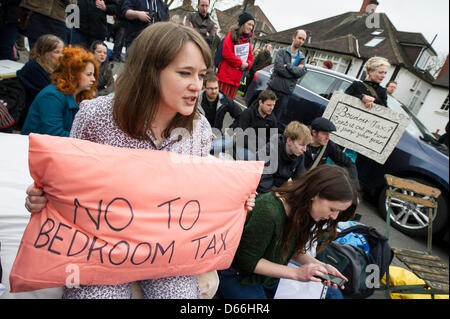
[
  {"x1": 268, "y1": 46, "x2": 307, "y2": 95},
  {"x1": 186, "y1": 11, "x2": 215, "y2": 46},
  {"x1": 256, "y1": 135, "x2": 306, "y2": 194},
  {"x1": 251, "y1": 50, "x2": 272, "y2": 73},
  {"x1": 78, "y1": 0, "x2": 120, "y2": 39},
  {"x1": 231, "y1": 101, "x2": 278, "y2": 153},
  {"x1": 197, "y1": 90, "x2": 242, "y2": 131},
  {"x1": 122, "y1": 0, "x2": 169, "y2": 44},
  {"x1": 304, "y1": 140, "x2": 360, "y2": 188},
  {"x1": 345, "y1": 80, "x2": 388, "y2": 107}
]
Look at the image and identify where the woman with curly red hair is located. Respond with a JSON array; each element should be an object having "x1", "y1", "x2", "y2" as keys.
[{"x1": 21, "y1": 46, "x2": 98, "y2": 137}]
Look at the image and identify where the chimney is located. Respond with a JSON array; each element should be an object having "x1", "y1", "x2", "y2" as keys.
[
  {"x1": 437, "y1": 55, "x2": 449, "y2": 80},
  {"x1": 242, "y1": 0, "x2": 256, "y2": 7},
  {"x1": 359, "y1": 0, "x2": 379, "y2": 14}
]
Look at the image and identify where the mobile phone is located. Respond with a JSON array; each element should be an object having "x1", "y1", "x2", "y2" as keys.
[{"x1": 314, "y1": 274, "x2": 346, "y2": 287}]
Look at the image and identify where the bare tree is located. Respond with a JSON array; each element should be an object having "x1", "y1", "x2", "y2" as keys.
[
  {"x1": 162, "y1": 0, "x2": 180, "y2": 8},
  {"x1": 427, "y1": 54, "x2": 448, "y2": 79}
]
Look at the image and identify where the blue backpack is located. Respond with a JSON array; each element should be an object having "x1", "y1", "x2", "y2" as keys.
[
  {"x1": 317, "y1": 224, "x2": 393, "y2": 299},
  {"x1": 214, "y1": 38, "x2": 225, "y2": 69}
]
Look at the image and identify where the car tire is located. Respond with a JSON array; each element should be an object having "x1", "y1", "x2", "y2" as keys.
[{"x1": 378, "y1": 177, "x2": 448, "y2": 237}]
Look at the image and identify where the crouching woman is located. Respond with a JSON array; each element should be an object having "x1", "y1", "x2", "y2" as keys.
[{"x1": 218, "y1": 164, "x2": 359, "y2": 299}]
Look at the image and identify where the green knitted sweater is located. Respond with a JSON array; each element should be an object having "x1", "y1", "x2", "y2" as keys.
[{"x1": 232, "y1": 192, "x2": 297, "y2": 289}]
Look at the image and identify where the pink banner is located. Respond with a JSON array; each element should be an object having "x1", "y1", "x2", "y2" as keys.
[{"x1": 10, "y1": 134, "x2": 263, "y2": 292}]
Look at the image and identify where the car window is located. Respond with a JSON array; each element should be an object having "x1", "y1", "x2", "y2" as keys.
[
  {"x1": 387, "y1": 96, "x2": 423, "y2": 140},
  {"x1": 298, "y1": 71, "x2": 336, "y2": 99},
  {"x1": 335, "y1": 80, "x2": 352, "y2": 93}
]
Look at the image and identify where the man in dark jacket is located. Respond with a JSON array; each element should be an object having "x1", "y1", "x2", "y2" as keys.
[
  {"x1": 231, "y1": 90, "x2": 278, "y2": 160},
  {"x1": 267, "y1": 29, "x2": 307, "y2": 125},
  {"x1": 244, "y1": 43, "x2": 272, "y2": 94},
  {"x1": 256, "y1": 121, "x2": 312, "y2": 194},
  {"x1": 304, "y1": 117, "x2": 360, "y2": 188},
  {"x1": 71, "y1": 0, "x2": 120, "y2": 48},
  {"x1": 198, "y1": 72, "x2": 242, "y2": 132},
  {"x1": 0, "y1": 0, "x2": 20, "y2": 60},
  {"x1": 198, "y1": 72, "x2": 242, "y2": 156},
  {"x1": 122, "y1": 0, "x2": 169, "y2": 50},
  {"x1": 186, "y1": 0, "x2": 215, "y2": 47}
]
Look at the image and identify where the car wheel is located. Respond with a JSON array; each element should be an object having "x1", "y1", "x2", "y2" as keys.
[{"x1": 378, "y1": 177, "x2": 448, "y2": 237}]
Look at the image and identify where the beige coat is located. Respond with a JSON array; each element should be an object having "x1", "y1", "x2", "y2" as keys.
[{"x1": 20, "y1": 0, "x2": 77, "y2": 22}]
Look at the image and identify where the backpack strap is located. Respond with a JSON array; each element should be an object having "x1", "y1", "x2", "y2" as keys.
[
  {"x1": 309, "y1": 145, "x2": 326, "y2": 170},
  {"x1": 361, "y1": 81, "x2": 380, "y2": 100}
]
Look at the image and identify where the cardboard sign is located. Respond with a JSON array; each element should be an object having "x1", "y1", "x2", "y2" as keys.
[
  {"x1": 9, "y1": 134, "x2": 263, "y2": 293},
  {"x1": 322, "y1": 92, "x2": 410, "y2": 164}
]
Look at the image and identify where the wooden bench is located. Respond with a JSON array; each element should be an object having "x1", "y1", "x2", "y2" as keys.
[{"x1": 383, "y1": 174, "x2": 449, "y2": 298}]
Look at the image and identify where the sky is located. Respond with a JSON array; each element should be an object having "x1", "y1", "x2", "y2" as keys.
[{"x1": 210, "y1": 0, "x2": 449, "y2": 57}]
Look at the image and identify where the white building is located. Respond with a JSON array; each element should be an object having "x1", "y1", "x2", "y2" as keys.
[
  {"x1": 256, "y1": 0, "x2": 440, "y2": 122},
  {"x1": 417, "y1": 63, "x2": 449, "y2": 134}
]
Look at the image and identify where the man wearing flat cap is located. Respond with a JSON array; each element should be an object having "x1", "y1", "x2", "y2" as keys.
[{"x1": 304, "y1": 117, "x2": 360, "y2": 188}]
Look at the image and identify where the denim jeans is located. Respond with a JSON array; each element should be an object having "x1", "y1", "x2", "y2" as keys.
[
  {"x1": 0, "y1": 23, "x2": 18, "y2": 60},
  {"x1": 210, "y1": 135, "x2": 234, "y2": 155},
  {"x1": 70, "y1": 28, "x2": 102, "y2": 49},
  {"x1": 325, "y1": 287, "x2": 344, "y2": 299},
  {"x1": 217, "y1": 269, "x2": 277, "y2": 299}
]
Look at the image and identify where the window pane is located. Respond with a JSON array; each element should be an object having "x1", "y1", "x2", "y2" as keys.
[
  {"x1": 336, "y1": 81, "x2": 352, "y2": 93},
  {"x1": 441, "y1": 95, "x2": 449, "y2": 111},
  {"x1": 364, "y1": 37, "x2": 385, "y2": 47},
  {"x1": 298, "y1": 71, "x2": 336, "y2": 98}
]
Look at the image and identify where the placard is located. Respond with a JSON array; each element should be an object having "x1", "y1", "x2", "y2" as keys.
[
  {"x1": 234, "y1": 43, "x2": 250, "y2": 63},
  {"x1": 9, "y1": 134, "x2": 263, "y2": 292},
  {"x1": 322, "y1": 92, "x2": 410, "y2": 164}
]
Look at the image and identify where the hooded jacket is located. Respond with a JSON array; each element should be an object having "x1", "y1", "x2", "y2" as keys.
[{"x1": 256, "y1": 134, "x2": 306, "y2": 194}]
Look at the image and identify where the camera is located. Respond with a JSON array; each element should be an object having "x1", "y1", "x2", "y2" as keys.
[{"x1": 148, "y1": 11, "x2": 157, "y2": 24}]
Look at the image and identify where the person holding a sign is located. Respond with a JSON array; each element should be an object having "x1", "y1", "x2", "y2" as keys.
[
  {"x1": 304, "y1": 117, "x2": 360, "y2": 189},
  {"x1": 24, "y1": 22, "x2": 256, "y2": 299},
  {"x1": 217, "y1": 165, "x2": 358, "y2": 299},
  {"x1": 345, "y1": 56, "x2": 390, "y2": 109},
  {"x1": 216, "y1": 11, "x2": 254, "y2": 99}
]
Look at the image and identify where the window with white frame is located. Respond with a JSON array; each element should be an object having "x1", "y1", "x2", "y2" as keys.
[
  {"x1": 441, "y1": 94, "x2": 449, "y2": 111},
  {"x1": 416, "y1": 49, "x2": 432, "y2": 70},
  {"x1": 364, "y1": 37, "x2": 385, "y2": 47},
  {"x1": 310, "y1": 51, "x2": 350, "y2": 74},
  {"x1": 371, "y1": 29, "x2": 384, "y2": 36}
]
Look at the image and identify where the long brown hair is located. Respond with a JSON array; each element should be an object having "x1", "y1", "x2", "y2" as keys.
[
  {"x1": 51, "y1": 45, "x2": 98, "y2": 104},
  {"x1": 275, "y1": 165, "x2": 359, "y2": 260},
  {"x1": 229, "y1": 23, "x2": 254, "y2": 44},
  {"x1": 113, "y1": 22, "x2": 212, "y2": 141},
  {"x1": 29, "y1": 34, "x2": 64, "y2": 74}
]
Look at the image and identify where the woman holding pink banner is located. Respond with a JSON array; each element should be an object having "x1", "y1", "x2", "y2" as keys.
[
  {"x1": 24, "y1": 22, "x2": 256, "y2": 299},
  {"x1": 218, "y1": 165, "x2": 359, "y2": 299}
]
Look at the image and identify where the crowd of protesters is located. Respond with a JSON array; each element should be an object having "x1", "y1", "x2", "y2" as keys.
[{"x1": 2, "y1": 0, "x2": 444, "y2": 301}]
